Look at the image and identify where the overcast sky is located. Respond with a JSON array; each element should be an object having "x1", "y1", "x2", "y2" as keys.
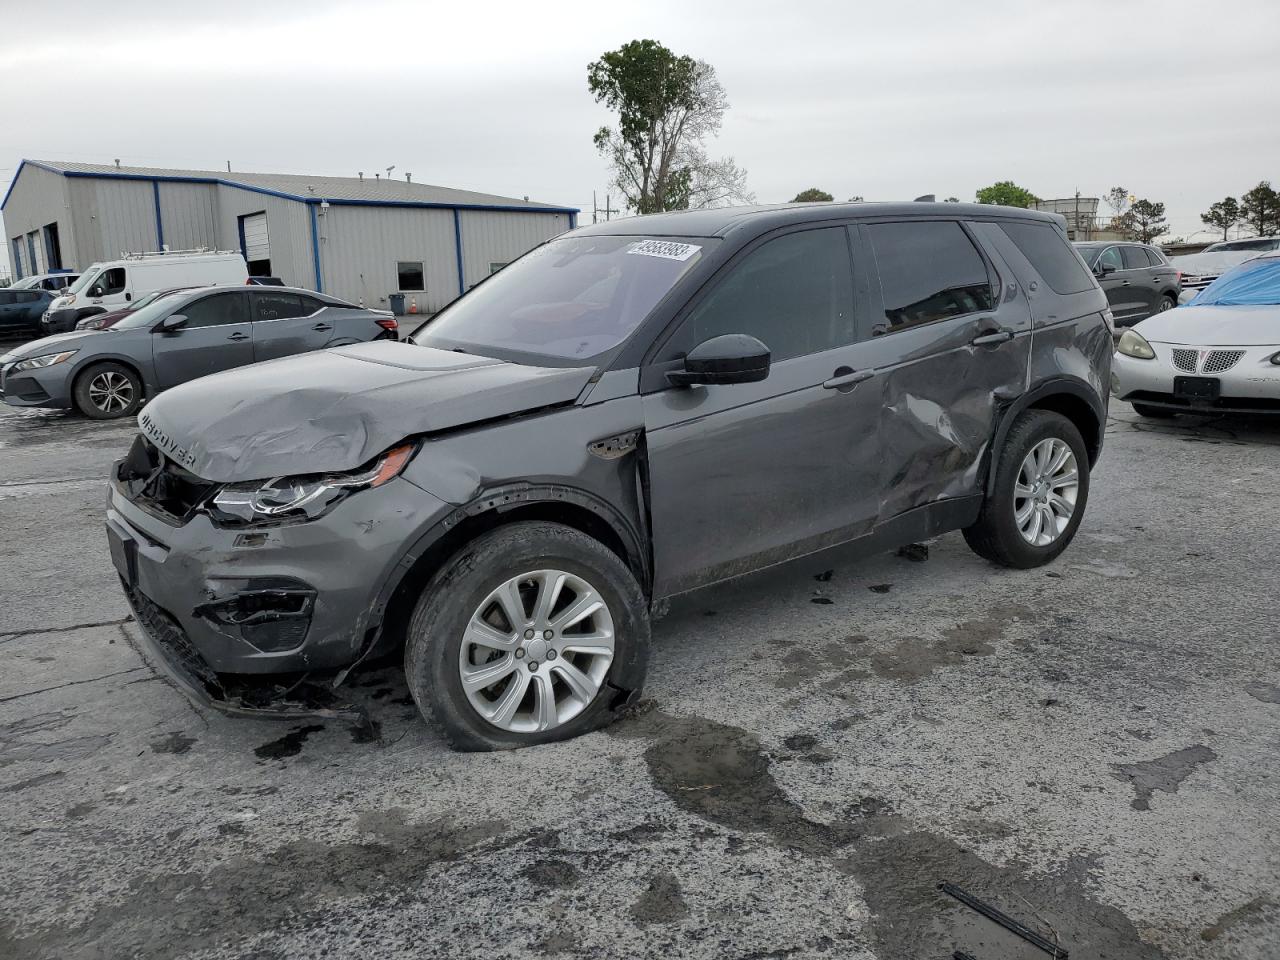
[{"x1": 3, "y1": 0, "x2": 1278, "y2": 274}]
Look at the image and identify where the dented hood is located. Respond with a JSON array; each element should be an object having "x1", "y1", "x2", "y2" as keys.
[{"x1": 138, "y1": 341, "x2": 595, "y2": 482}]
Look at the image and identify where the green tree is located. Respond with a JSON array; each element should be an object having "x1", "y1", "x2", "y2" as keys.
[
  {"x1": 1126, "y1": 199, "x2": 1168, "y2": 243},
  {"x1": 1103, "y1": 186, "x2": 1130, "y2": 220},
  {"x1": 944, "y1": 196, "x2": 960, "y2": 203},
  {"x1": 791, "y1": 188, "x2": 833, "y2": 202},
  {"x1": 588, "y1": 39, "x2": 751, "y2": 213},
  {"x1": 1240, "y1": 181, "x2": 1280, "y2": 236},
  {"x1": 1201, "y1": 197, "x2": 1241, "y2": 240},
  {"x1": 975, "y1": 181, "x2": 1039, "y2": 208}
]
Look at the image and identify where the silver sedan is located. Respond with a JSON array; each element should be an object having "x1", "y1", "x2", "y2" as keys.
[{"x1": 1113, "y1": 254, "x2": 1280, "y2": 417}]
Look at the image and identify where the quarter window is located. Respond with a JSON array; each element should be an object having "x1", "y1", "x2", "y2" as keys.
[
  {"x1": 397, "y1": 261, "x2": 425, "y2": 291},
  {"x1": 666, "y1": 227, "x2": 855, "y2": 363},
  {"x1": 867, "y1": 221, "x2": 994, "y2": 331},
  {"x1": 180, "y1": 292, "x2": 249, "y2": 328},
  {"x1": 999, "y1": 221, "x2": 1095, "y2": 294},
  {"x1": 489, "y1": 262, "x2": 509, "y2": 275}
]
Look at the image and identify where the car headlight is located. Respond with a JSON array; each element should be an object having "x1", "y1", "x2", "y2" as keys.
[
  {"x1": 209, "y1": 444, "x2": 415, "y2": 525},
  {"x1": 13, "y1": 350, "x2": 78, "y2": 371},
  {"x1": 1116, "y1": 329, "x2": 1156, "y2": 360}
]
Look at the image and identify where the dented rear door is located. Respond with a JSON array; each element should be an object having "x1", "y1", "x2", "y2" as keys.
[{"x1": 851, "y1": 220, "x2": 1032, "y2": 521}]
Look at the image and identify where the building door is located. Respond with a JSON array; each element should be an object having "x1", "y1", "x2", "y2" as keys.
[
  {"x1": 240, "y1": 213, "x2": 271, "y2": 276},
  {"x1": 42, "y1": 223, "x2": 62, "y2": 271},
  {"x1": 26, "y1": 233, "x2": 40, "y2": 275}
]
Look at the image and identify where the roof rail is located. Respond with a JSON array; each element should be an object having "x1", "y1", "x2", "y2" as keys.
[{"x1": 119, "y1": 247, "x2": 239, "y2": 261}]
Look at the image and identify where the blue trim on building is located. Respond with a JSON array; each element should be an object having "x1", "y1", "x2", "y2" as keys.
[
  {"x1": 568, "y1": 211, "x2": 578, "y2": 229},
  {"x1": 452, "y1": 209, "x2": 465, "y2": 295},
  {"x1": 152, "y1": 181, "x2": 165, "y2": 249},
  {"x1": 309, "y1": 202, "x2": 324, "y2": 293}
]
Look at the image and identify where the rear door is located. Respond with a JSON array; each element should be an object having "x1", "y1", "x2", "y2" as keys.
[
  {"x1": 250, "y1": 292, "x2": 332, "y2": 361},
  {"x1": 642, "y1": 225, "x2": 884, "y2": 596},
  {"x1": 851, "y1": 219, "x2": 1031, "y2": 520},
  {"x1": 151, "y1": 291, "x2": 255, "y2": 388},
  {"x1": 1121, "y1": 245, "x2": 1158, "y2": 317}
]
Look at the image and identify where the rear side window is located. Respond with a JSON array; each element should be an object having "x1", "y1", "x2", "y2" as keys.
[
  {"x1": 1000, "y1": 221, "x2": 1096, "y2": 294},
  {"x1": 868, "y1": 221, "x2": 994, "y2": 330},
  {"x1": 253, "y1": 292, "x2": 306, "y2": 321},
  {"x1": 668, "y1": 227, "x2": 855, "y2": 363},
  {"x1": 1121, "y1": 246, "x2": 1149, "y2": 270},
  {"x1": 182, "y1": 292, "x2": 249, "y2": 328},
  {"x1": 1144, "y1": 247, "x2": 1166, "y2": 266}
]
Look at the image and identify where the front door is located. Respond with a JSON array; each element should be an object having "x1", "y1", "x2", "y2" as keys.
[
  {"x1": 1095, "y1": 245, "x2": 1144, "y2": 321},
  {"x1": 151, "y1": 291, "x2": 255, "y2": 389},
  {"x1": 853, "y1": 219, "x2": 1032, "y2": 520},
  {"x1": 641, "y1": 226, "x2": 883, "y2": 597}
]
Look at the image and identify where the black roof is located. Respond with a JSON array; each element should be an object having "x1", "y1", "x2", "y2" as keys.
[{"x1": 573, "y1": 201, "x2": 1063, "y2": 239}]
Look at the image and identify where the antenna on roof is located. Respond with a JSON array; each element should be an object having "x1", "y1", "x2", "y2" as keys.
[
  {"x1": 386, "y1": 165, "x2": 395, "y2": 182},
  {"x1": 405, "y1": 172, "x2": 412, "y2": 183},
  {"x1": 226, "y1": 161, "x2": 232, "y2": 173},
  {"x1": 375, "y1": 173, "x2": 380, "y2": 180},
  {"x1": 114, "y1": 159, "x2": 121, "y2": 169},
  {"x1": 914, "y1": 194, "x2": 936, "y2": 202},
  {"x1": 358, "y1": 171, "x2": 363, "y2": 180}
]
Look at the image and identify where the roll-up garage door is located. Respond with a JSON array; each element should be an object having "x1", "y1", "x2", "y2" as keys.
[{"x1": 242, "y1": 213, "x2": 270, "y2": 263}]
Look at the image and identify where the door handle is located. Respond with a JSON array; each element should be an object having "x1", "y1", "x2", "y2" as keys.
[
  {"x1": 227, "y1": 332, "x2": 249, "y2": 341},
  {"x1": 971, "y1": 329, "x2": 1014, "y2": 346},
  {"x1": 823, "y1": 368, "x2": 873, "y2": 390},
  {"x1": 312, "y1": 322, "x2": 332, "y2": 331}
]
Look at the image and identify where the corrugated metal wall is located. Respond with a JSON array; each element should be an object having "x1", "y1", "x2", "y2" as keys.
[
  {"x1": 3, "y1": 164, "x2": 72, "y2": 278},
  {"x1": 158, "y1": 182, "x2": 218, "y2": 251},
  {"x1": 458, "y1": 210, "x2": 570, "y2": 290},
  {"x1": 319, "y1": 205, "x2": 458, "y2": 311},
  {"x1": 216, "y1": 186, "x2": 313, "y2": 289},
  {"x1": 69, "y1": 178, "x2": 159, "y2": 264}
]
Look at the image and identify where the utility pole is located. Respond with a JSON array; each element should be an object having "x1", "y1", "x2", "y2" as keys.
[{"x1": 593, "y1": 193, "x2": 616, "y2": 222}]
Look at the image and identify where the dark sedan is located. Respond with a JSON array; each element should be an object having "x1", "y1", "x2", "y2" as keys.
[
  {"x1": 0, "y1": 287, "x2": 57, "y2": 336},
  {"x1": 0, "y1": 286, "x2": 398, "y2": 419}
]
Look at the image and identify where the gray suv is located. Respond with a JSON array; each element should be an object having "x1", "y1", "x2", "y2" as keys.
[
  {"x1": 107, "y1": 203, "x2": 1111, "y2": 749},
  {"x1": 1073, "y1": 241, "x2": 1180, "y2": 325}
]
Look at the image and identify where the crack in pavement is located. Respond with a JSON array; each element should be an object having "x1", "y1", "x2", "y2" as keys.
[
  {"x1": 0, "y1": 618, "x2": 133, "y2": 643},
  {"x1": 0, "y1": 667, "x2": 148, "y2": 704}
]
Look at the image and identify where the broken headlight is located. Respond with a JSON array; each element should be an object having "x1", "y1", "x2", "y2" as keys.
[{"x1": 209, "y1": 444, "x2": 415, "y2": 525}]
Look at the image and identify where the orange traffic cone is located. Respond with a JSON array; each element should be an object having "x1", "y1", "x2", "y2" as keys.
[{"x1": 409, "y1": 297, "x2": 419, "y2": 314}]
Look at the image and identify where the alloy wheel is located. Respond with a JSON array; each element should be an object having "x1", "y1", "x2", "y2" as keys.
[
  {"x1": 1013, "y1": 438, "x2": 1078, "y2": 547},
  {"x1": 88, "y1": 371, "x2": 134, "y2": 414},
  {"x1": 459, "y1": 569, "x2": 615, "y2": 734}
]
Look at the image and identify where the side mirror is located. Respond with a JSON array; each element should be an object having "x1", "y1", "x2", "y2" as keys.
[
  {"x1": 667, "y1": 334, "x2": 771, "y2": 387},
  {"x1": 155, "y1": 314, "x2": 188, "y2": 333},
  {"x1": 89, "y1": 285, "x2": 104, "y2": 298},
  {"x1": 1097, "y1": 262, "x2": 1117, "y2": 276}
]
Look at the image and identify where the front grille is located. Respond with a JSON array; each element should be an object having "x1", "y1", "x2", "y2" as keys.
[
  {"x1": 1181, "y1": 275, "x2": 1216, "y2": 290},
  {"x1": 122, "y1": 580, "x2": 222, "y2": 694},
  {"x1": 1172, "y1": 349, "x2": 1198, "y2": 372},
  {"x1": 1203, "y1": 350, "x2": 1245, "y2": 373},
  {"x1": 117, "y1": 435, "x2": 217, "y2": 523}
]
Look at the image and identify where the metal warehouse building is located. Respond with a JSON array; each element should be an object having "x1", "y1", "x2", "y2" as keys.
[{"x1": 2, "y1": 160, "x2": 578, "y2": 311}]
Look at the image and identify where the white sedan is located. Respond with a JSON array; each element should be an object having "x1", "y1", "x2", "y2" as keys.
[{"x1": 1113, "y1": 254, "x2": 1280, "y2": 417}]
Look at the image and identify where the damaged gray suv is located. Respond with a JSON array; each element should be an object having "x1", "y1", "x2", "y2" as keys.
[{"x1": 107, "y1": 203, "x2": 1111, "y2": 750}]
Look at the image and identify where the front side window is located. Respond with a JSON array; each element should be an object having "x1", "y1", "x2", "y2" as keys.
[
  {"x1": 663, "y1": 228, "x2": 855, "y2": 363},
  {"x1": 180, "y1": 292, "x2": 249, "y2": 328},
  {"x1": 93, "y1": 267, "x2": 127, "y2": 295},
  {"x1": 253, "y1": 292, "x2": 306, "y2": 321},
  {"x1": 414, "y1": 235, "x2": 716, "y2": 363},
  {"x1": 1097, "y1": 246, "x2": 1123, "y2": 272},
  {"x1": 397, "y1": 261, "x2": 425, "y2": 291},
  {"x1": 868, "y1": 221, "x2": 994, "y2": 331}
]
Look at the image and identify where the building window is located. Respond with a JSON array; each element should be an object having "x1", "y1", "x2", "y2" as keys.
[
  {"x1": 489, "y1": 262, "x2": 509, "y2": 275},
  {"x1": 397, "y1": 261, "x2": 425, "y2": 291}
]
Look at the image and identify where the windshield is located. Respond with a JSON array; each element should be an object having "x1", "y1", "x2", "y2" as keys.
[
  {"x1": 111, "y1": 292, "x2": 189, "y2": 330},
  {"x1": 1191, "y1": 258, "x2": 1280, "y2": 306},
  {"x1": 12, "y1": 276, "x2": 40, "y2": 289},
  {"x1": 67, "y1": 270, "x2": 98, "y2": 295},
  {"x1": 411, "y1": 235, "x2": 716, "y2": 363}
]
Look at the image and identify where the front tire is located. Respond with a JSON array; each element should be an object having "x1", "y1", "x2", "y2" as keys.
[
  {"x1": 404, "y1": 521, "x2": 650, "y2": 751},
  {"x1": 73, "y1": 362, "x2": 143, "y2": 420},
  {"x1": 964, "y1": 410, "x2": 1090, "y2": 568}
]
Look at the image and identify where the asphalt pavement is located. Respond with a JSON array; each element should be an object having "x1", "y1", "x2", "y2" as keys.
[{"x1": 1, "y1": 394, "x2": 1278, "y2": 960}]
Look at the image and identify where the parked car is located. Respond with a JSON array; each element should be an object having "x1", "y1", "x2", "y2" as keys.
[
  {"x1": 1073, "y1": 241, "x2": 1181, "y2": 325},
  {"x1": 0, "y1": 287, "x2": 57, "y2": 336},
  {"x1": 1202, "y1": 236, "x2": 1280, "y2": 254},
  {"x1": 75, "y1": 287, "x2": 203, "y2": 331},
  {"x1": 1171, "y1": 249, "x2": 1267, "y2": 302},
  {"x1": 13, "y1": 270, "x2": 81, "y2": 293},
  {"x1": 41, "y1": 251, "x2": 248, "y2": 334},
  {"x1": 1112, "y1": 253, "x2": 1280, "y2": 417},
  {"x1": 246, "y1": 276, "x2": 286, "y2": 286},
  {"x1": 0, "y1": 287, "x2": 397, "y2": 418},
  {"x1": 104, "y1": 202, "x2": 1111, "y2": 750}
]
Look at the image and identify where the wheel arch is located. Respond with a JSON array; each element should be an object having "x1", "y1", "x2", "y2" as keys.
[
  {"x1": 369, "y1": 484, "x2": 650, "y2": 658},
  {"x1": 986, "y1": 378, "x2": 1105, "y2": 495},
  {"x1": 69, "y1": 353, "x2": 148, "y2": 398}
]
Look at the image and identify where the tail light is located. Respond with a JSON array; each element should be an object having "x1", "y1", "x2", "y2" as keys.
[{"x1": 376, "y1": 317, "x2": 398, "y2": 332}]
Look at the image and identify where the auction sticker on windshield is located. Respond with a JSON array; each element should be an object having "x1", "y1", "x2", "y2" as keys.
[{"x1": 627, "y1": 240, "x2": 702, "y2": 261}]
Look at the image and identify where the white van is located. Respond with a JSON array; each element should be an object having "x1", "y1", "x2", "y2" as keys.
[{"x1": 42, "y1": 250, "x2": 248, "y2": 334}]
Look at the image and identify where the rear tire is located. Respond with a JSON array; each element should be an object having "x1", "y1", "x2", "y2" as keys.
[
  {"x1": 1131, "y1": 402, "x2": 1177, "y2": 419},
  {"x1": 72, "y1": 362, "x2": 143, "y2": 420},
  {"x1": 1158, "y1": 294, "x2": 1176, "y2": 313},
  {"x1": 404, "y1": 521, "x2": 650, "y2": 751},
  {"x1": 964, "y1": 410, "x2": 1090, "y2": 569}
]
